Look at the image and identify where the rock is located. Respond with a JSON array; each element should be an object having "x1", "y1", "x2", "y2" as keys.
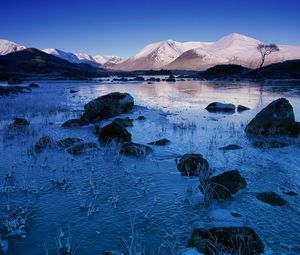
[
  {"x1": 70, "y1": 89, "x2": 79, "y2": 93},
  {"x1": 81, "y1": 92, "x2": 134, "y2": 123},
  {"x1": 201, "y1": 170, "x2": 247, "y2": 200},
  {"x1": 120, "y1": 142, "x2": 152, "y2": 156},
  {"x1": 245, "y1": 98, "x2": 297, "y2": 136},
  {"x1": 0, "y1": 86, "x2": 26, "y2": 96},
  {"x1": 136, "y1": 116, "x2": 145, "y2": 120},
  {"x1": 188, "y1": 226, "x2": 264, "y2": 255},
  {"x1": 67, "y1": 142, "x2": 97, "y2": 155},
  {"x1": 237, "y1": 105, "x2": 250, "y2": 111},
  {"x1": 253, "y1": 140, "x2": 288, "y2": 148},
  {"x1": 62, "y1": 118, "x2": 86, "y2": 128},
  {"x1": 148, "y1": 138, "x2": 170, "y2": 145},
  {"x1": 28, "y1": 83, "x2": 40, "y2": 88},
  {"x1": 256, "y1": 192, "x2": 287, "y2": 206},
  {"x1": 113, "y1": 117, "x2": 133, "y2": 127},
  {"x1": 56, "y1": 137, "x2": 83, "y2": 149},
  {"x1": 219, "y1": 144, "x2": 242, "y2": 150},
  {"x1": 283, "y1": 191, "x2": 297, "y2": 196},
  {"x1": 8, "y1": 118, "x2": 30, "y2": 129},
  {"x1": 34, "y1": 136, "x2": 55, "y2": 153},
  {"x1": 98, "y1": 122, "x2": 132, "y2": 144},
  {"x1": 177, "y1": 154, "x2": 209, "y2": 176},
  {"x1": 166, "y1": 75, "x2": 176, "y2": 82},
  {"x1": 231, "y1": 212, "x2": 242, "y2": 217},
  {"x1": 288, "y1": 121, "x2": 300, "y2": 137},
  {"x1": 205, "y1": 102, "x2": 235, "y2": 112}
]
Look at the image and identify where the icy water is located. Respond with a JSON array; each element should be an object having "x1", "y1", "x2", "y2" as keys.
[{"x1": 0, "y1": 79, "x2": 300, "y2": 255}]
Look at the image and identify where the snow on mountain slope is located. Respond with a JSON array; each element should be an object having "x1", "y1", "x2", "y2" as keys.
[
  {"x1": 43, "y1": 48, "x2": 125, "y2": 67},
  {"x1": 0, "y1": 39, "x2": 26, "y2": 55},
  {"x1": 112, "y1": 40, "x2": 209, "y2": 71}
]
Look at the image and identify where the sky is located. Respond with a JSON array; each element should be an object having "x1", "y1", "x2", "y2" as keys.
[{"x1": 0, "y1": 0, "x2": 299, "y2": 57}]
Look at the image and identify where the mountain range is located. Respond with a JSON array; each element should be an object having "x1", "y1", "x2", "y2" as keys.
[{"x1": 1, "y1": 33, "x2": 300, "y2": 71}]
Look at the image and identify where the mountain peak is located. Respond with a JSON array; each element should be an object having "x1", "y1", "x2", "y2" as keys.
[{"x1": 0, "y1": 39, "x2": 26, "y2": 55}]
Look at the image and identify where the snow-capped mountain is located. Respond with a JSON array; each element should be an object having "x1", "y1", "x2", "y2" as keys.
[
  {"x1": 43, "y1": 48, "x2": 125, "y2": 67},
  {"x1": 112, "y1": 39, "x2": 211, "y2": 71},
  {"x1": 112, "y1": 33, "x2": 300, "y2": 71},
  {"x1": 0, "y1": 39, "x2": 26, "y2": 55}
]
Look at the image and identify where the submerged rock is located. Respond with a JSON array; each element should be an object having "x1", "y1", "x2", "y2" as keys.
[
  {"x1": 188, "y1": 226, "x2": 264, "y2": 255},
  {"x1": 177, "y1": 154, "x2": 209, "y2": 176},
  {"x1": 62, "y1": 118, "x2": 86, "y2": 128},
  {"x1": 283, "y1": 191, "x2": 297, "y2": 196},
  {"x1": 256, "y1": 192, "x2": 287, "y2": 206},
  {"x1": 56, "y1": 137, "x2": 83, "y2": 149},
  {"x1": 136, "y1": 115, "x2": 146, "y2": 120},
  {"x1": 28, "y1": 82, "x2": 40, "y2": 88},
  {"x1": 205, "y1": 102, "x2": 235, "y2": 112},
  {"x1": 245, "y1": 98, "x2": 298, "y2": 136},
  {"x1": 0, "y1": 86, "x2": 26, "y2": 96},
  {"x1": 237, "y1": 104, "x2": 250, "y2": 111},
  {"x1": 70, "y1": 89, "x2": 79, "y2": 93},
  {"x1": 81, "y1": 92, "x2": 134, "y2": 123},
  {"x1": 112, "y1": 117, "x2": 133, "y2": 127},
  {"x1": 34, "y1": 136, "x2": 55, "y2": 153},
  {"x1": 201, "y1": 170, "x2": 247, "y2": 200},
  {"x1": 8, "y1": 118, "x2": 30, "y2": 129},
  {"x1": 148, "y1": 138, "x2": 170, "y2": 145},
  {"x1": 67, "y1": 142, "x2": 97, "y2": 155},
  {"x1": 98, "y1": 122, "x2": 132, "y2": 144},
  {"x1": 253, "y1": 140, "x2": 288, "y2": 148},
  {"x1": 231, "y1": 212, "x2": 242, "y2": 218},
  {"x1": 219, "y1": 144, "x2": 242, "y2": 150},
  {"x1": 120, "y1": 142, "x2": 152, "y2": 156}
]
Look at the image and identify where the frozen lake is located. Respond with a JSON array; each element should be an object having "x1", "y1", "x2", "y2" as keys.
[{"x1": 0, "y1": 79, "x2": 300, "y2": 255}]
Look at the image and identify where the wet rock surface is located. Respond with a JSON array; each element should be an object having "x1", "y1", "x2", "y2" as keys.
[
  {"x1": 98, "y1": 122, "x2": 132, "y2": 144},
  {"x1": 120, "y1": 142, "x2": 152, "y2": 157},
  {"x1": 177, "y1": 154, "x2": 209, "y2": 176},
  {"x1": 256, "y1": 192, "x2": 287, "y2": 206}
]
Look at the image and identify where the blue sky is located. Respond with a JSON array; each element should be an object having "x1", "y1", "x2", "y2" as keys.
[{"x1": 1, "y1": 0, "x2": 299, "y2": 57}]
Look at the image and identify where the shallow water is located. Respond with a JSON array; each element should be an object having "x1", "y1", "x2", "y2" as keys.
[{"x1": 0, "y1": 79, "x2": 300, "y2": 255}]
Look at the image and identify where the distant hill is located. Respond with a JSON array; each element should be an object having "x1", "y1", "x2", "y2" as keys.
[{"x1": 0, "y1": 48, "x2": 100, "y2": 78}]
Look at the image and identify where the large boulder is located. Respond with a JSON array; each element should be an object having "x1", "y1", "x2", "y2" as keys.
[
  {"x1": 80, "y1": 92, "x2": 134, "y2": 123},
  {"x1": 256, "y1": 192, "x2": 287, "y2": 206},
  {"x1": 120, "y1": 142, "x2": 152, "y2": 157},
  {"x1": 200, "y1": 170, "x2": 247, "y2": 200},
  {"x1": 245, "y1": 98, "x2": 298, "y2": 136},
  {"x1": 188, "y1": 226, "x2": 264, "y2": 255},
  {"x1": 205, "y1": 102, "x2": 235, "y2": 112},
  {"x1": 98, "y1": 122, "x2": 132, "y2": 144},
  {"x1": 177, "y1": 154, "x2": 209, "y2": 176}
]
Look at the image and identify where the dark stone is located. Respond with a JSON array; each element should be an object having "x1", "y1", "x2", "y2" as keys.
[
  {"x1": 98, "y1": 122, "x2": 131, "y2": 144},
  {"x1": 201, "y1": 170, "x2": 247, "y2": 200},
  {"x1": 70, "y1": 89, "x2": 79, "y2": 93},
  {"x1": 120, "y1": 142, "x2": 152, "y2": 157},
  {"x1": 283, "y1": 191, "x2": 297, "y2": 196},
  {"x1": 92, "y1": 125, "x2": 102, "y2": 135},
  {"x1": 166, "y1": 75, "x2": 176, "y2": 82},
  {"x1": 205, "y1": 102, "x2": 235, "y2": 112},
  {"x1": 231, "y1": 212, "x2": 242, "y2": 217},
  {"x1": 245, "y1": 98, "x2": 296, "y2": 136},
  {"x1": 177, "y1": 154, "x2": 209, "y2": 176},
  {"x1": 136, "y1": 116, "x2": 145, "y2": 120},
  {"x1": 219, "y1": 144, "x2": 242, "y2": 150},
  {"x1": 148, "y1": 138, "x2": 170, "y2": 145},
  {"x1": 34, "y1": 136, "x2": 55, "y2": 153},
  {"x1": 188, "y1": 226, "x2": 264, "y2": 255},
  {"x1": 287, "y1": 121, "x2": 300, "y2": 137},
  {"x1": 256, "y1": 192, "x2": 287, "y2": 206},
  {"x1": 0, "y1": 86, "x2": 26, "y2": 96},
  {"x1": 113, "y1": 117, "x2": 133, "y2": 127},
  {"x1": 8, "y1": 118, "x2": 30, "y2": 129},
  {"x1": 28, "y1": 83, "x2": 40, "y2": 88},
  {"x1": 67, "y1": 142, "x2": 97, "y2": 155},
  {"x1": 81, "y1": 92, "x2": 134, "y2": 123},
  {"x1": 253, "y1": 141, "x2": 288, "y2": 148},
  {"x1": 56, "y1": 137, "x2": 83, "y2": 149},
  {"x1": 237, "y1": 105, "x2": 250, "y2": 111},
  {"x1": 62, "y1": 118, "x2": 86, "y2": 128}
]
